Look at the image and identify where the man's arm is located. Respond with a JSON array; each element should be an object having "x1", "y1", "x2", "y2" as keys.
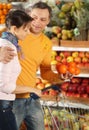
[{"x1": 0, "y1": 46, "x2": 16, "y2": 63}]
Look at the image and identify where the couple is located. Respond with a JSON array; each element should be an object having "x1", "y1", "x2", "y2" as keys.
[{"x1": 0, "y1": 1, "x2": 59, "y2": 130}]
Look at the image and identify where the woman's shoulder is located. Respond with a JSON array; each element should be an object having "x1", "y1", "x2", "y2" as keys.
[{"x1": 0, "y1": 38, "x2": 17, "y2": 51}]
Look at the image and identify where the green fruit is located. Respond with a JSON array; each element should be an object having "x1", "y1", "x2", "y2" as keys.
[
  {"x1": 58, "y1": 12, "x2": 66, "y2": 19},
  {"x1": 74, "y1": 0, "x2": 82, "y2": 9},
  {"x1": 61, "y1": 3, "x2": 72, "y2": 12}
]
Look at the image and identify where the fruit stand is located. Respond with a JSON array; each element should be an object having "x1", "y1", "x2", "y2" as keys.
[
  {"x1": 0, "y1": 0, "x2": 89, "y2": 130},
  {"x1": 37, "y1": 0, "x2": 89, "y2": 129}
]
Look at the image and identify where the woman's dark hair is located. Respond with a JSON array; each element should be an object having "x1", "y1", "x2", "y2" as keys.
[
  {"x1": 5, "y1": 10, "x2": 33, "y2": 29},
  {"x1": 32, "y1": 2, "x2": 52, "y2": 18}
]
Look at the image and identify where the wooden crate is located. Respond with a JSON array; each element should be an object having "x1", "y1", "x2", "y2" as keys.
[
  {"x1": 80, "y1": 68, "x2": 89, "y2": 74},
  {"x1": 60, "y1": 40, "x2": 89, "y2": 48},
  {"x1": 66, "y1": 96, "x2": 89, "y2": 105}
]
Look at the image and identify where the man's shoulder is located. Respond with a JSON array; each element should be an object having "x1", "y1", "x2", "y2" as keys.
[{"x1": 42, "y1": 33, "x2": 52, "y2": 43}]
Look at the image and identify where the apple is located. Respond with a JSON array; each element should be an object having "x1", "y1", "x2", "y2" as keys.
[
  {"x1": 61, "y1": 82, "x2": 70, "y2": 91},
  {"x1": 55, "y1": 55, "x2": 62, "y2": 62},
  {"x1": 82, "y1": 78, "x2": 89, "y2": 84},
  {"x1": 63, "y1": 51, "x2": 71, "y2": 58},
  {"x1": 51, "y1": 60, "x2": 57, "y2": 65},
  {"x1": 57, "y1": 33, "x2": 61, "y2": 39},
  {"x1": 71, "y1": 83, "x2": 78, "y2": 93},
  {"x1": 61, "y1": 57, "x2": 67, "y2": 64},
  {"x1": 85, "y1": 85, "x2": 89, "y2": 94},
  {"x1": 85, "y1": 52, "x2": 89, "y2": 58},
  {"x1": 78, "y1": 52, "x2": 85, "y2": 58},
  {"x1": 84, "y1": 63, "x2": 89, "y2": 67},
  {"x1": 36, "y1": 83, "x2": 45, "y2": 90},
  {"x1": 52, "y1": 26, "x2": 61, "y2": 34},
  {"x1": 61, "y1": 34, "x2": 68, "y2": 40},
  {"x1": 67, "y1": 83, "x2": 78, "y2": 93},
  {"x1": 80, "y1": 94, "x2": 88, "y2": 98},
  {"x1": 82, "y1": 57, "x2": 88, "y2": 63},
  {"x1": 77, "y1": 85, "x2": 86, "y2": 94},
  {"x1": 56, "y1": 0, "x2": 61, "y2": 5},
  {"x1": 51, "y1": 37, "x2": 59, "y2": 46},
  {"x1": 36, "y1": 77, "x2": 42, "y2": 85},
  {"x1": 67, "y1": 56, "x2": 74, "y2": 62},
  {"x1": 49, "y1": 89, "x2": 58, "y2": 96},
  {"x1": 74, "y1": 57, "x2": 81, "y2": 63},
  {"x1": 73, "y1": 93, "x2": 80, "y2": 98},
  {"x1": 81, "y1": 82, "x2": 88, "y2": 87},
  {"x1": 45, "y1": 83, "x2": 52, "y2": 88},
  {"x1": 61, "y1": 29, "x2": 68, "y2": 35},
  {"x1": 67, "y1": 85, "x2": 74, "y2": 93},
  {"x1": 66, "y1": 92, "x2": 74, "y2": 97},
  {"x1": 71, "y1": 77, "x2": 81, "y2": 84},
  {"x1": 56, "y1": 62, "x2": 61, "y2": 71},
  {"x1": 42, "y1": 91, "x2": 49, "y2": 95},
  {"x1": 77, "y1": 63, "x2": 84, "y2": 68},
  {"x1": 41, "y1": 79, "x2": 49, "y2": 85},
  {"x1": 72, "y1": 51, "x2": 79, "y2": 58},
  {"x1": 59, "y1": 52, "x2": 65, "y2": 58},
  {"x1": 52, "y1": 51, "x2": 57, "y2": 57}
]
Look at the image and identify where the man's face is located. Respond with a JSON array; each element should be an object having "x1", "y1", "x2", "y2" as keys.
[{"x1": 30, "y1": 8, "x2": 50, "y2": 34}]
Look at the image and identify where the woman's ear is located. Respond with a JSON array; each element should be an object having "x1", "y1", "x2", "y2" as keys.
[{"x1": 11, "y1": 26, "x2": 17, "y2": 34}]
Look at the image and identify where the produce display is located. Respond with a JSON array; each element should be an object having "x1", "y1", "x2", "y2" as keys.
[
  {"x1": 0, "y1": 3, "x2": 12, "y2": 24},
  {"x1": 51, "y1": 50, "x2": 89, "y2": 72},
  {"x1": 36, "y1": 77, "x2": 59, "y2": 97},
  {"x1": 45, "y1": 0, "x2": 89, "y2": 43},
  {"x1": 61, "y1": 77, "x2": 89, "y2": 98},
  {"x1": 7, "y1": 0, "x2": 28, "y2": 2}
]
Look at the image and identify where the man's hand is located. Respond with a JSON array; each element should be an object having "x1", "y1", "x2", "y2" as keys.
[{"x1": 0, "y1": 46, "x2": 16, "y2": 63}]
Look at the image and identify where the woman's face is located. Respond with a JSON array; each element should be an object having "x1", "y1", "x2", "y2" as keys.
[{"x1": 15, "y1": 23, "x2": 31, "y2": 40}]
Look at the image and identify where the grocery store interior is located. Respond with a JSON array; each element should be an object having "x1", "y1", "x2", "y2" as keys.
[{"x1": 0, "y1": 0, "x2": 89, "y2": 130}]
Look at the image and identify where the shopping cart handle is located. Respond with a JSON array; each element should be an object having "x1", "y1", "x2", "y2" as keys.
[
  {"x1": 30, "y1": 85, "x2": 61, "y2": 99},
  {"x1": 30, "y1": 93, "x2": 40, "y2": 100},
  {"x1": 41, "y1": 84, "x2": 61, "y2": 92}
]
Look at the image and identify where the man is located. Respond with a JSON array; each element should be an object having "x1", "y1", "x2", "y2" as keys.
[
  {"x1": 1, "y1": 2, "x2": 60, "y2": 130},
  {"x1": 0, "y1": 46, "x2": 16, "y2": 63}
]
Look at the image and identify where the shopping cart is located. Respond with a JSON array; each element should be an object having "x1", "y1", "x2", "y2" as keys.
[{"x1": 35, "y1": 85, "x2": 89, "y2": 130}]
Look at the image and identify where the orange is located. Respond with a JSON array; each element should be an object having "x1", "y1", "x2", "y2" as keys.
[
  {"x1": 57, "y1": 64, "x2": 67, "y2": 74},
  {"x1": 0, "y1": 3, "x2": 3, "y2": 9},
  {"x1": 0, "y1": 15, "x2": 5, "y2": 19},
  {"x1": 7, "y1": 3, "x2": 12, "y2": 10},
  {"x1": 68, "y1": 62, "x2": 77, "y2": 68},
  {"x1": 2, "y1": 9, "x2": 8, "y2": 15},
  {"x1": 2, "y1": 3, "x2": 7, "y2": 9},
  {"x1": 68, "y1": 66, "x2": 76, "y2": 74},
  {"x1": 0, "y1": 10, "x2": 3, "y2": 15},
  {"x1": 75, "y1": 67, "x2": 80, "y2": 75},
  {"x1": 0, "y1": 18, "x2": 5, "y2": 24}
]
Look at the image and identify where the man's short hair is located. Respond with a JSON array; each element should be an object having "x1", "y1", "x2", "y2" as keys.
[{"x1": 32, "y1": 1, "x2": 52, "y2": 18}]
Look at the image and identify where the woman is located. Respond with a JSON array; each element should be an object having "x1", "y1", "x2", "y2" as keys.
[{"x1": 0, "y1": 10, "x2": 33, "y2": 130}]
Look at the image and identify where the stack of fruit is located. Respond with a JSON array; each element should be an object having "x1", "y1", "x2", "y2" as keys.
[
  {"x1": 61, "y1": 77, "x2": 89, "y2": 98},
  {"x1": 45, "y1": 0, "x2": 89, "y2": 42},
  {"x1": 51, "y1": 51, "x2": 81, "y2": 80},
  {"x1": 0, "y1": 3, "x2": 12, "y2": 24},
  {"x1": 51, "y1": 50, "x2": 89, "y2": 76},
  {"x1": 36, "y1": 77, "x2": 59, "y2": 97}
]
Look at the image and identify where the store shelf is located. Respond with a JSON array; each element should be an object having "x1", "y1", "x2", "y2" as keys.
[{"x1": 52, "y1": 46, "x2": 89, "y2": 52}]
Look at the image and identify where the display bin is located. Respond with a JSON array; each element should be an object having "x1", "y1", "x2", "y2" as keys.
[{"x1": 60, "y1": 40, "x2": 89, "y2": 48}]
